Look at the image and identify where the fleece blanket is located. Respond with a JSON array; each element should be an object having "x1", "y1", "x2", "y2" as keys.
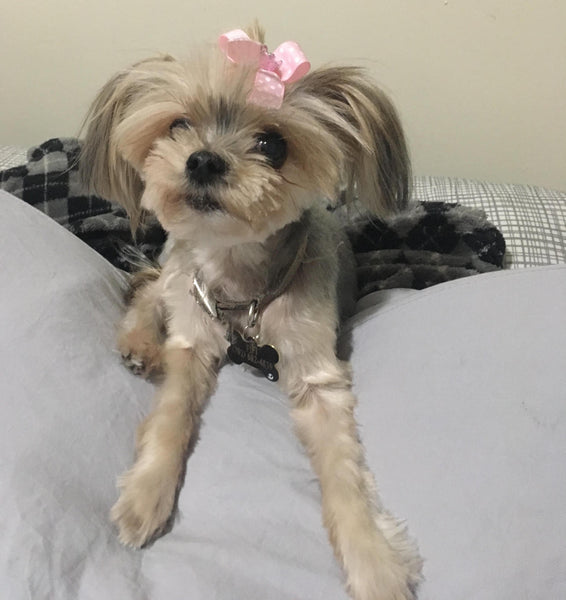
[
  {"x1": 0, "y1": 138, "x2": 505, "y2": 292},
  {"x1": 0, "y1": 138, "x2": 166, "y2": 271}
]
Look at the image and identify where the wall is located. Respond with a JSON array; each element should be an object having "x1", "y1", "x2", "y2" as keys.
[{"x1": 1, "y1": 0, "x2": 564, "y2": 190}]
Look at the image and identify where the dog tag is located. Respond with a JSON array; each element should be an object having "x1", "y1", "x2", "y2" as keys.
[{"x1": 227, "y1": 329, "x2": 279, "y2": 382}]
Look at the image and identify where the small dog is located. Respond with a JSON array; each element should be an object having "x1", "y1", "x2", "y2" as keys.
[{"x1": 81, "y1": 24, "x2": 423, "y2": 600}]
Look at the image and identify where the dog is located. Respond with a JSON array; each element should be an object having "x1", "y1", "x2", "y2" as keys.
[{"x1": 81, "y1": 23, "x2": 423, "y2": 600}]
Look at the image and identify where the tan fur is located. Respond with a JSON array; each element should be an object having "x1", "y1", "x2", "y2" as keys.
[
  {"x1": 82, "y1": 25, "x2": 422, "y2": 600},
  {"x1": 111, "y1": 346, "x2": 217, "y2": 546},
  {"x1": 124, "y1": 266, "x2": 161, "y2": 305},
  {"x1": 118, "y1": 270, "x2": 166, "y2": 379}
]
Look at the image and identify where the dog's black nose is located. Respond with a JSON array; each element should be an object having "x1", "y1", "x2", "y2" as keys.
[{"x1": 186, "y1": 150, "x2": 227, "y2": 185}]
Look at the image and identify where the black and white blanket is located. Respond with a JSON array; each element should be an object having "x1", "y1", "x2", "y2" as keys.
[
  {"x1": 0, "y1": 138, "x2": 166, "y2": 271},
  {"x1": 0, "y1": 138, "x2": 505, "y2": 294}
]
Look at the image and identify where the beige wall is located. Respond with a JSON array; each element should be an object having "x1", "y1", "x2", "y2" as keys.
[{"x1": 1, "y1": 1, "x2": 564, "y2": 191}]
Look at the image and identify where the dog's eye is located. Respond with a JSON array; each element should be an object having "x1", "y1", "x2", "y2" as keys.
[
  {"x1": 254, "y1": 131, "x2": 287, "y2": 169},
  {"x1": 169, "y1": 117, "x2": 192, "y2": 133}
]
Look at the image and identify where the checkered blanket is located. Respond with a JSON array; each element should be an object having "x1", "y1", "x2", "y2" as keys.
[
  {"x1": 345, "y1": 202, "x2": 505, "y2": 295},
  {"x1": 0, "y1": 138, "x2": 166, "y2": 270},
  {"x1": 0, "y1": 138, "x2": 505, "y2": 292}
]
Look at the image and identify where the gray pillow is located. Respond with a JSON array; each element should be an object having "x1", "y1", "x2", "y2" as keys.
[{"x1": 1, "y1": 189, "x2": 565, "y2": 599}]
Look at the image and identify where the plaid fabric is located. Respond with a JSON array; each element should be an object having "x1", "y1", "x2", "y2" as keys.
[
  {"x1": 1, "y1": 138, "x2": 508, "y2": 294},
  {"x1": 0, "y1": 138, "x2": 166, "y2": 270},
  {"x1": 414, "y1": 177, "x2": 566, "y2": 268},
  {"x1": 0, "y1": 145, "x2": 27, "y2": 170},
  {"x1": 2, "y1": 142, "x2": 563, "y2": 271},
  {"x1": 0, "y1": 138, "x2": 113, "y2": 226}
]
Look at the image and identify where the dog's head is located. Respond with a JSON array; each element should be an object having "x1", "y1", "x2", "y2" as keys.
[{"x1": 81, "y1": 24, "x2": 410, "y2": 246}]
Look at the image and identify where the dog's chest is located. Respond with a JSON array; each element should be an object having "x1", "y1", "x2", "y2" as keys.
[
  {"x1": 162, "y1": 267, "x2": 282, "y2": 381},
  {"x1": 192, "y1": 273, "x2": 283, "y2": 381}
]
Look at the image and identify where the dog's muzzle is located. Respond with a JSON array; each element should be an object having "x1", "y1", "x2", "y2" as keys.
[
  {"x1": 185, "y1": 150, "x2": 227, "y2": 212},
  {"x1": 185, "y1": 192, "x2": 222, "y2": 212},
  {"x1": 186, "y1": 150, "x2": 228, "y2": 186}
]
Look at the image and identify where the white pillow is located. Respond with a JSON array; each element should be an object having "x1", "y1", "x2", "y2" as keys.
[{"x1": 414, "y1": 175, "x2": 566, "y2": 268}]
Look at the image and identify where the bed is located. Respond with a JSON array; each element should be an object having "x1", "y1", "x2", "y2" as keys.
[{"x1": 1, "y1": 144, "x2": 565, "y2": 599}]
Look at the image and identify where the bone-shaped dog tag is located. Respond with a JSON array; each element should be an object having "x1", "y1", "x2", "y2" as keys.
[{"x1": 227, "y1": 329, "x2": 279, "y2": 382}]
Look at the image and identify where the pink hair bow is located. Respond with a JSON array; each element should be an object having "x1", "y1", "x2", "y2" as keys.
[{"x1": 218, "y1": 29, "x2": 310, "y2": 109}]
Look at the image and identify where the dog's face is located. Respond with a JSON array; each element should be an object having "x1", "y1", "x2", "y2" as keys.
[
  {"x1": 81, "y1": 26, "x2": 411, "y2": 246},
  {"x1": 127, "y1": 57, "x2": 344, "y2": 245}
]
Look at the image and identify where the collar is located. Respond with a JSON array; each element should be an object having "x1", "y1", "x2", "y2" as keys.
[{"x1": 192, "y1": 227, "x2": 309, "y2": 325}]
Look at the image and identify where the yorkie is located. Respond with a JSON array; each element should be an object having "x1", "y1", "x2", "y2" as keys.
[{"x1": 81, "y1": 23, "x2": 422, "y2": 600}]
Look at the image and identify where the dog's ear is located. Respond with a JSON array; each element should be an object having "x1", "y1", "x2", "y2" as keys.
[
  {"x1": 288, "y1": 66, "x2": 411, "y2": 215},
  {"x1": 80, "y1": 56, "x2": 182, "y2": 231}
]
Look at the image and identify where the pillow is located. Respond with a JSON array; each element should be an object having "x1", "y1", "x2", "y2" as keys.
[
  {"x1": 2, "y1": 189, "x2": 566, "y2": 599},
  {"x1": 0, "y1": 145, "x2": 26, "y2": 169},
  {"x1": 414, "y1": 176, "x2": 566, "y2": 268},
  {"x1": 348, "y1": 266, "x2": 566, "y2": 599},
  {"x1": 0, "y1": 191, "x2": 151, "y2": 598}
]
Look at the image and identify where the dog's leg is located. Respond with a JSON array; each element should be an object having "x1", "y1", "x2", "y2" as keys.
[
  {"x1": 111, "y1": 344, "x2": 218, "y2": 548},
  {"x1": 275, "y1": 313, "x2": 422, "y2": 600},
  {"x1": 117, "y1": 268, "x2": 166, "y2": 379},
  {"x1": 290, "y1": 364, "x2": 421, "y2": 600}
]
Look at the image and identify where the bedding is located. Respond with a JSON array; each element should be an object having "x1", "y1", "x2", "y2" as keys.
[
  {"x1": 0, "y1": 144, "x2": 26, "y2": 169},
  {"x1": 3, "y1": 138, "x2": 565, "y2": 276},
  {"x1": 0, "y1": 138, "x2": 506, "y2": 287},
  {"x1": 1, "y1": 188, "x2": 565, "y2": 599},
  {"x1": 413, "y1": 176, "x2": 566, "y2": 268}
]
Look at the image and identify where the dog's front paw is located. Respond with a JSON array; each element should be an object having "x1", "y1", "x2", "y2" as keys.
[
  {"x1": 117, "y1": 328, "x2": 163, "y2": 380},
  {"x1": 346, "y1": 551, "x2": 420, "y2": 600},
  {"x1": 120, "y1": 351, "x2": 160, "y2": 379},
  {"x1": 111, "y1": 466, "x2": 177, "y2": 548}
]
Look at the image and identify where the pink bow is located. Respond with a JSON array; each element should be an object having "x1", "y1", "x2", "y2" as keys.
[{"x1": 218, "y1": 29, "x2": 310, "y2": 109}]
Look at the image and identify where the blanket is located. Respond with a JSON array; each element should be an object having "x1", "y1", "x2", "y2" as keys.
[
  {"x1": 344, "y1": 202, "x2": 505, "y2": 294},
  {"x1": 0, "y1": 138, "x2": 166, "y2": 270},
  {"x1": 0, "y1": 138, "x2": 505, "y2": 293}
]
